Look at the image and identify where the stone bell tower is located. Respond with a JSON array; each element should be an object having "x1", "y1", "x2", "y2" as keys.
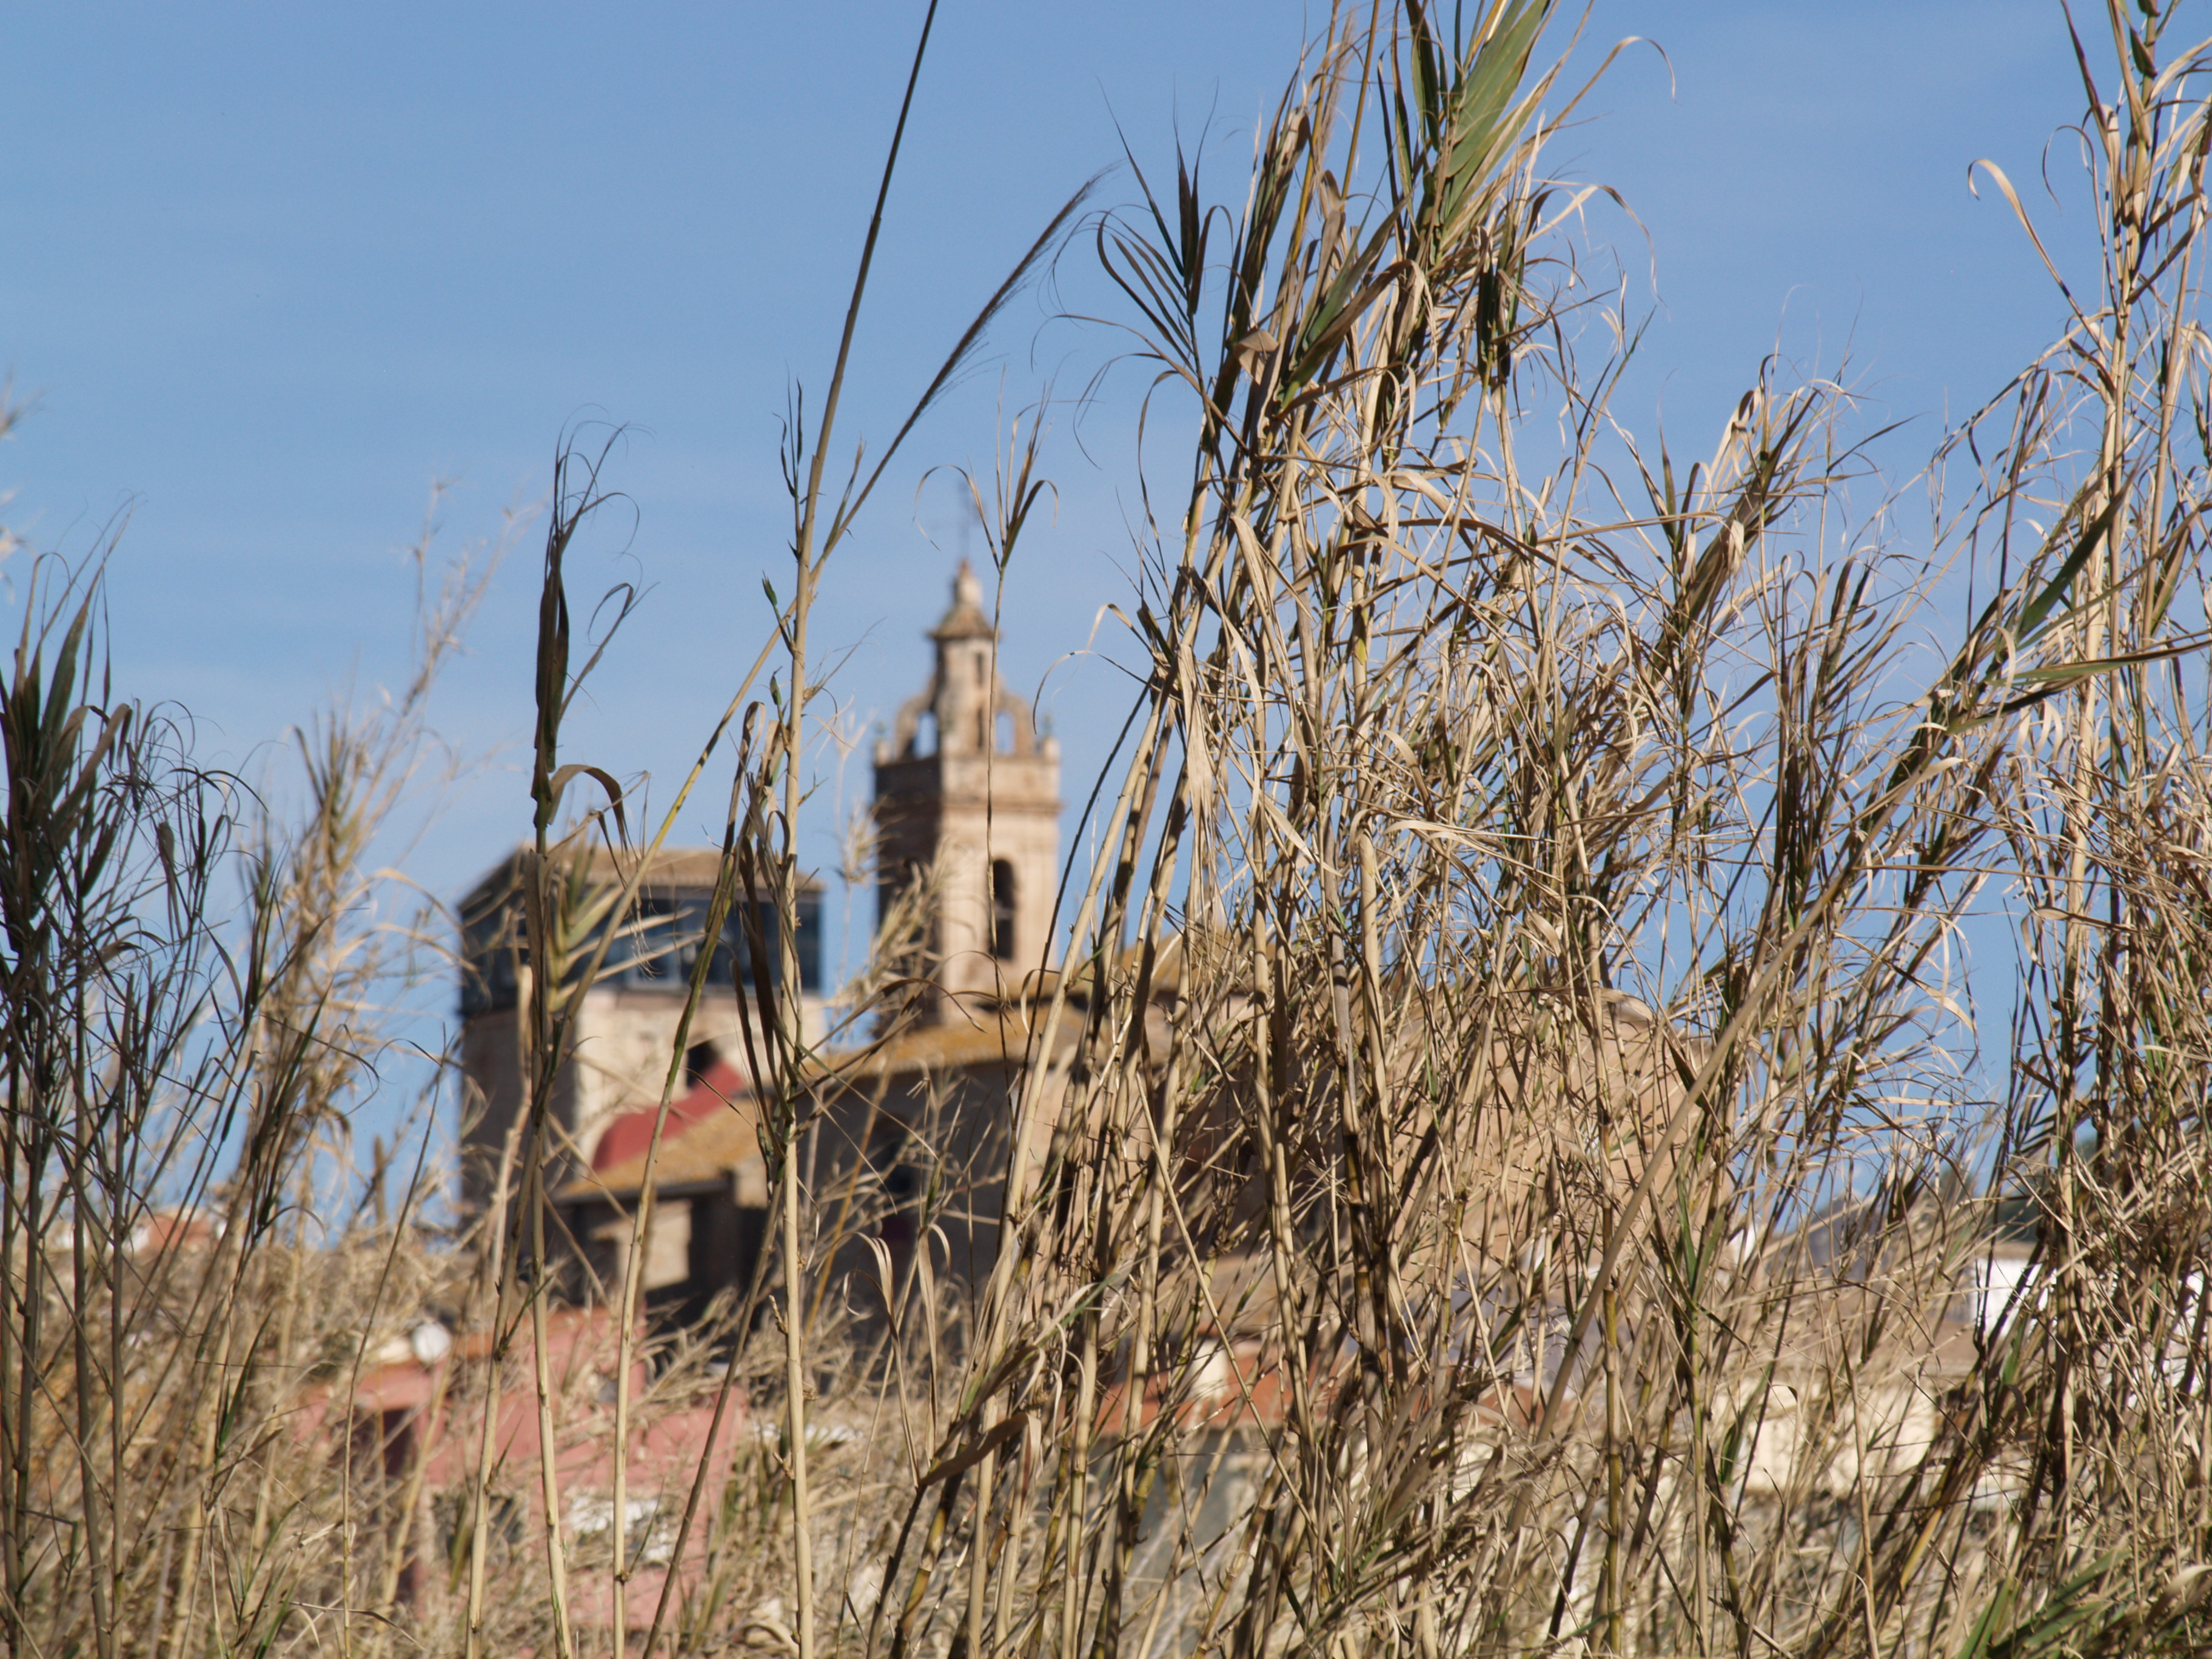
[{"x1": 873, "y1": 560, "x2": 1061, "y2": 1017}]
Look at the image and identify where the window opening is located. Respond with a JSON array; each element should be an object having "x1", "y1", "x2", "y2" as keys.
[
  {"x1": 991, "y1": 859, "x2": 1017, "y2": 960},
  {"x1": 685, "y1": 1041, "x2": 719, "y2": 1091},
  {"x1": 623, "y1": 896, "x2": 679, "y2": 984}
]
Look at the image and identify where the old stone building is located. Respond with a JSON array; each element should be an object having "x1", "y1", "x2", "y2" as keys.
[
  {"x1": 457, "y1": 559, "x2": 1062, "y2": 1322},
  {"x1": 455, "y1": 847, "x2": 827, "y2": 1212}
]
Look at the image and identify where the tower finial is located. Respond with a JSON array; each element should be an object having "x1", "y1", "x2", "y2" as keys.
[{"x1": 931, "y1": 557, "x2": 995, "y2": 642}]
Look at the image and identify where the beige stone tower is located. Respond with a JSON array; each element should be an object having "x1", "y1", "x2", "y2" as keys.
[{"x1": 873, "y1": 560, "x2": 1061, "y2": 1016}]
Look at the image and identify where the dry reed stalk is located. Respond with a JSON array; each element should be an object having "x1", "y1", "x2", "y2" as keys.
[
  {"x1": 837, "y1": 4, "x2": 2212, "y2": 1657},
  {"x1": 1, "y1": 494, "x2": 509, "y2": 1659},
  {"x1": 15, "y1": 5, "x2": 2212, "y2": 1658}
]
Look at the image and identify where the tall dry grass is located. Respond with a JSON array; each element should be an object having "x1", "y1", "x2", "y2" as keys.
[
  {"x1": 0, "y1": 501, "x2": 504, "y2": 1659},
  {"x1": 853, "y1": 4, "x2": 2212, "y2": 1657},
  {"x1": 10, "y1": 3, "x2": 2212, "y2": 1658}
]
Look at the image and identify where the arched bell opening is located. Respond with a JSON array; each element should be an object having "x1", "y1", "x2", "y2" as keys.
[{"x1": 990, "y1": 859, "x2": 1017, "y2": 961}]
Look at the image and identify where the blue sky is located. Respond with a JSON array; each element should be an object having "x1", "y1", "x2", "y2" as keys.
[{"x1": 2, "y1": 2, "x2": 2090, "y2": 1021}]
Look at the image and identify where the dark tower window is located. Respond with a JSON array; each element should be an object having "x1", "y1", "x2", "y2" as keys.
[
  {"x1": 685, "y1": 1041, "x2": 719, "y2": 1090},
  {"x1": 990, "y1": 859, "x2": 1017, "y2": 960}
]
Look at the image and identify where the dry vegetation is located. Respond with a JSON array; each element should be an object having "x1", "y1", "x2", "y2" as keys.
[{"x1": 10, "y1": 2, "x2": 2212, "y2": 1656}]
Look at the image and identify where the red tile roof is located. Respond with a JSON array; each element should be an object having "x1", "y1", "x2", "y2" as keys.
[{"x1": 589, "y1": 1059, "x2": 749, "y2": 1173}]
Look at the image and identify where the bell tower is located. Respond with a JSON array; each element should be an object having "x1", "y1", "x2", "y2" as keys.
[{"x1": 873, "y1": 560, "x2": 1061, "y2": 1017}]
